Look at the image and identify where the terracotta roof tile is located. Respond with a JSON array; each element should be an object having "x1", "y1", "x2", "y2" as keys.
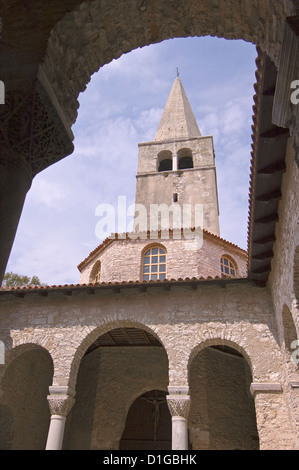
[
  {"x1": 0, "y1": 275, "x2": 250, "y2": 296},
  {"x1": 77, "y1": 227, "x2": 248, "y2": 272}
]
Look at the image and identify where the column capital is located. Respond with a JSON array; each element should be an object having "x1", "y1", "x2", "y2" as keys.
[
  {"x1": 166, "y1": 385, "x2": 191, "y2": 418},
  {"x1": 47, "y1": 386, "x2": 75, "y2": 417},
  {"x1": 0, "y1": 78, "x2": 74, "y2": 177}
]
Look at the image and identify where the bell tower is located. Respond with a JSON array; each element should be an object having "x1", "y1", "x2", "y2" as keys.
[{"x1": 134, "y1": 76, "x2": 220, "y2": 237}]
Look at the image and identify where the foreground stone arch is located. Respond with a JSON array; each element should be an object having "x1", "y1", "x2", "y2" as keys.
[
  {"x1": 41, "y1": 0, "x2": 296, "y2": 128},
  {"x1": 1, "y1": 0, "x2": 299, "y2": 284},
  {"x1": 63, "y1": 322, "x2": 169, "y2": 449}
]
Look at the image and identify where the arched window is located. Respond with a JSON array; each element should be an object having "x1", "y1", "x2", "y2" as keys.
[
  {"x1": 90, "y1": 261, "x2": 101, "y2": 283},
  {"x1": 157, "y1": 150, "x2": 172, "y2": 172},
  {"x1": 178, "y1": 148, "x2": 193, "y2": 169},
  {"x1": 158, "y1": 159, "x2": 172, "y2": 172},
  {"x1": 220, "y1": 256, "x2": 237, "y2": 278},
  {"x1": 142, "y1": 246, "x2": 167, "y2": 281},
  {"x1": 178, "y1": 156, "x2": 193, "y2": 169}
]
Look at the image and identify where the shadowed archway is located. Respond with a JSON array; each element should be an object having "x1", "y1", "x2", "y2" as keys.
[
  {"x1": 120, "y1": 389, "x2": 171, "y2": 450},
  {"x1": 64, "y1": 325, "x2": 169, "y2": 450},
  {"x1": 188, "y1": 343, "x2": 259, "y2": 450}
]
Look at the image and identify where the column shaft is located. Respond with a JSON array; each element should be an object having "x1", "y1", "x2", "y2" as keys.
[
  {"x1": 46, "y1": 415, "x2": 66, "y2": 450},
  {"x1": 0, "y1": 157, "x2": 32, "y2": 284},
  {"x1": 45, "y1": 386, "x2": 75, "y2": 450},
  {"x1": 172, "y1": 416, "x2": 189, "y2": 450}
]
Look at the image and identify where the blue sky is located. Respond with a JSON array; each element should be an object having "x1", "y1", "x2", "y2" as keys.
[{"x1": 6, "y1": 36, "x2": 258, "y2": 285}]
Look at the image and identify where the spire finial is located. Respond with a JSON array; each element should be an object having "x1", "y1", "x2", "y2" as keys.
[{"x1": 176, "y1": 67, "x2": 180, "y2": 78}]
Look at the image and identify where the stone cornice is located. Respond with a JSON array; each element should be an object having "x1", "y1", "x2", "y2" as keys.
[
  {"x1": 0, "y1": 277, "x2": 257, "y2": 301},
  {"x1": 250, "y1": 382, "x2": 283, "y2": 396}
]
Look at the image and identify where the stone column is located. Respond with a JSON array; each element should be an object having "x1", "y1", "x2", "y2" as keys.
[
  {"x1": 0, "y1": 156, "x2": 32, "y2": 284},
  {"x1": 46, "y1": 386, "x2": 75, "y2": 450},
  {"x1": 172, "y1": 154, "x2": 178, "y2": 171},
  {"x1": 166, "y1": 386, "x2": 190, "y2": 450},
  {"x1": 0, "y1": 72, "x2": 74, "y2": 284}
]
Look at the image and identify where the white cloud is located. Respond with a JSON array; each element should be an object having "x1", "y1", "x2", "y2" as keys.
[{"x1": 28, "y1": 178, "x2": 69, "y2": 211}]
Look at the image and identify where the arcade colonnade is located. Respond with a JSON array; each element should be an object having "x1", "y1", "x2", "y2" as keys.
[{"x1": 0, "y1": 281, "x2": 298, "y2": 450}]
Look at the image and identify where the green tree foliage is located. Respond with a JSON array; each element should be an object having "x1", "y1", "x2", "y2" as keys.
[{"x1": 1, "y1": 272, "x2": 41, "y2": 288}]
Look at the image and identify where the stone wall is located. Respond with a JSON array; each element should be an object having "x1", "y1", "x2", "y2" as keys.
[
  {"x1": 189, "y1": 346, "x2": 258, "y2": 450},
  {"x1": 0, "y1": 280, "x2": 298, "y2": 449},
  {"x1": 78, "y1": 234, "x2": 247, "y2": 284},
  {"x1": 268, "y1": 138, "x2": 299, "y2": 443},
  {"x1": 0, "y1": 347, "x2": 53, "y2": 450},
  {"x1": 269, "y1": 139, "x2": 299, "y2": 335}
]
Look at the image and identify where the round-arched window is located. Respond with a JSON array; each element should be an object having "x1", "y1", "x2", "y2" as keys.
[
  {"x1": 90, "y1": 261, "x2": 101, "y2": 283},
  {"x1": 142, "y1": 246, "x2": 167, "y2": 281},
  {"x1": 178, "y1": 156, "x2": 193, "y2": 169},
  {"x1": 157, "y1": 150, "x2": 172, "y2": 172},
  {"x1": 177, "y1": 148, "x2": 193, "y2": 169},
  {"x1": 158, "y1": 159, "x2": 172, "y2": 172},
  {"x1": 220, "y1": 256, "x2": 237, "y2": 278}
]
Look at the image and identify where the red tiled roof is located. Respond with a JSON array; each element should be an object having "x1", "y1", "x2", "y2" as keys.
[
  {"x1": 247, "y1": 47, "x2": 263, "y2": 259},
  {"x1": 77, "y1": 227, "x2": 248, "y2": 272},
  {"x1": 0, "y1": 275, "x2": 250, "y2": 296}
]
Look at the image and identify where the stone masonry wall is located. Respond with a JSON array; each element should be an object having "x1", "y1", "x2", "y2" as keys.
[
  {"x1": 0, "y1": 281, "x2": 298, "y2": 449},
  {"x1": 78, "y1": 235, "x2": 247, "y2": 284},
  {"x1": 268, "y1": 138, "x2": 299, "y2": 443}
]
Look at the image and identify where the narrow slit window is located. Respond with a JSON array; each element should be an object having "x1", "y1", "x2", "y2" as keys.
[{"x1": 90, "y1": 261, "x2": 101, "y2": 283}]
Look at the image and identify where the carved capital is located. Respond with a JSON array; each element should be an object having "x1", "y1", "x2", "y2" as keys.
[
  {"x1": 166, "y1": 386, "x2": 191, "y2": 419},
  {"x1": 0, "y1": 77, "x2": 74, "y2": 176},
  {"x1": 47, "y1": 386, "x2": 75, "y2": 417}
]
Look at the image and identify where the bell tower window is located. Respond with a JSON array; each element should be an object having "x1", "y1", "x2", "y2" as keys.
[
  {"x1": 178, "y1": 148, "x2": 193, "y2": 169},
  {"x1": 157, "y1": 150, "x2": 173, "y2": 172}
]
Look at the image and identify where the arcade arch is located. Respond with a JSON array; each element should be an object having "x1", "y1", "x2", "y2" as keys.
[
  {"x1": 188, "y1": 341, "x2": 259, "y2": 450},
  {"x1": 120, "y1": 389, "x2": 171, "y2": 450},
  {"x1": 64, "y1": 325, "x2": 168, "y2": 449}
]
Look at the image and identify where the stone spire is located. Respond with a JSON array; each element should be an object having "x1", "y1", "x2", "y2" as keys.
[{"x1": 154, "y1": 77, "x2": 202, "y2": 142}]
